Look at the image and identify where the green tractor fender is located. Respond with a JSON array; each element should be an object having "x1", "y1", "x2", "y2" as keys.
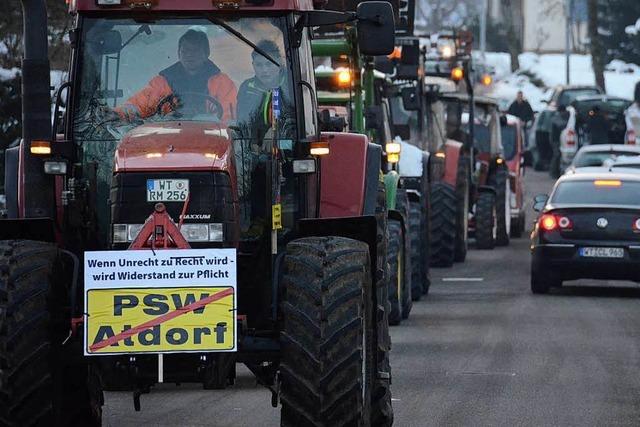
[{"x1": 384, "y1": 170, "x2": 400, "y2": 210}]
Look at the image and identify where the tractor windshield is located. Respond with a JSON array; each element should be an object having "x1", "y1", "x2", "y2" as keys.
[
  {"x1": 73, "y1": 16, "x2": 298, "y2": 243},
  {"x1": 74, "y1": 16, "x2": 294, "y2": 138}
]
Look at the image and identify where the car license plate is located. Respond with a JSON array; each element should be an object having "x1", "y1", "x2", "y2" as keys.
[
  {"x1": 146, "y1": 179, "x2": 189, "y2": 202},
  {"x1": 579, "y1": 247, "x2": 624, "y2": 258}
]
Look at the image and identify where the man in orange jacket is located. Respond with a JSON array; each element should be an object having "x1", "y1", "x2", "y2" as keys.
[{"x1": 116, "y1": 29, "x2": 237, "y2": 122}]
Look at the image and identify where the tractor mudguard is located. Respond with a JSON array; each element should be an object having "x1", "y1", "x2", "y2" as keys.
[
  {"x1": 388, "y1": 209, "x2": 405, "y2": 229},
  {"x1": 319, "y1": 132, "x2": 369, "y2": 218},
  {"x1": 384, "y1": 170, "x2": 400, "y2": 210},
  {"x1": 443, "y1": 140, "x2": 463, "y2": 187},
  {"x1": 298, "y1": 216, "x2": 379, "y2": 286},
  {"x1": 0, "y1": 218, "x2": 56, "y2": 242},
  {"x1": 4, "y1": 145, "x2": 19, "y2": 218},
  {"x1": 478, "y1": 185, "x2": 497, "y2": 195},
  {"x1": 363, "y1": 143, "x2": 383, "y2": 215}
]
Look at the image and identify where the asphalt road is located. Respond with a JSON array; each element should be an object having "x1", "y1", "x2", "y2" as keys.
[{"x1": 103, "y1": 170, "x2": 640, "y2": 426}]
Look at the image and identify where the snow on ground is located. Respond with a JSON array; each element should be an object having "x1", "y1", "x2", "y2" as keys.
[
  {"x1": 483, "y1": 51, "x2": 640, "y2": 111},
  {"x1": 0, "y1": 67, "x2": 19, "y2": 81},
  {"x1": 626, "y1": 19, "x2": 640, "y2": 36}
]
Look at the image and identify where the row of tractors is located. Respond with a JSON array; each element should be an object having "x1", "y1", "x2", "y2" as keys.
[
  {"x1": 311, "y1": 9, "x2": 528, "y2": 330},
  {"x1": 0, "y1": 0, "x2": 526, "y2": 426}
]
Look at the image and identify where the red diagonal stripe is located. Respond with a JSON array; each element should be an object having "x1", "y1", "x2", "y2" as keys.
[{"x1": 89, "y1": 287, "x2": 234, "y2": 352}]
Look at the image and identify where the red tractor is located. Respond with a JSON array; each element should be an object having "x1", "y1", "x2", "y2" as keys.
[
  {"x1": 501, "y1": 113, "x2": 527, "y2": 238},
  {"x1": 0, "y1": 0, "x2": 397, "y2": 425}
]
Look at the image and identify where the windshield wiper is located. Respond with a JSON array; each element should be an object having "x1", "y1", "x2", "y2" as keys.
[{"x1": 207, "y1": 16, "x2": 279, "y2": 67}]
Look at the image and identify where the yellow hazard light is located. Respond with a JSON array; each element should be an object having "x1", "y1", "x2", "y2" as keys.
[
  {"x1": 385, "y1": 142, "x2": 401, "y2": 155},
  {"x1": 30, "y1": 140, "x2": 51, "y2": 155},
  {"x1": 388, "y1": 47, "x2": 402, "y2": 60},
  {"x1": 387, "y1": 153, "x2": 400, "y2": 163},
  {"x1": 337, "y1": 69, "x2": 351, "y2": 86},
  {"x1": 481, "y1": 74, "x2": 493, "y2": 86},
  {"x1": 441, "y1": 45, "x2": 454, "y2": 59},
  {"x1": 310, "y1": 141, "x2": 330, "y2": 156},
  {"x1": 435, "y1": 151, "x2": 446, "y2": 158},
  {"x1": 451, "y1": 67, "x2": 464, "y2": 82},
  {"x1": 496, "y1": 157, "x2": 504, "y2": 165},
  {"x1": 146, "y1": 152, "x2": 163, "y2": 158},
  {"x1": 594, "y1": 180, "x2": 622, "y2": 187}
]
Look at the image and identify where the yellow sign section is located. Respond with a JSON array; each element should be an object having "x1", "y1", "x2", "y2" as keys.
[
  {"x1": 272, "y1": 204, "x2": 283, "y2": 230},
  {"x1": 86, "y1": 287, "x2": 235, "y2": 355}
]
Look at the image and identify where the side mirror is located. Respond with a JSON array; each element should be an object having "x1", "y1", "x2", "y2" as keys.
[
  {"x1": 394, "y1": 124, "x2": 410, "y2": 140},
  {"x1": 401, "y1": 86, "x2": 420, "y2": 111},
  {"x1": 319, "y1": 110, "x2": 347, "y2": 132},
  {"x1": 532, "y1": 194, "x2": 549, "y2": 212},
  {"x1": 91, "y1": 30, "x2": 123, "y2": 55},
  {"x1": 365, "y1": 105, "x2": 383, "y2": 130},
  {"x1": 356, "y1": 2, "x2": 395, "y2": 56}
]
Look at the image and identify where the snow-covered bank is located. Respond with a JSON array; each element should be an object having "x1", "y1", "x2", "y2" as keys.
[{"x1": 483, "y1": 52, "x2": 640, "y2": 111}]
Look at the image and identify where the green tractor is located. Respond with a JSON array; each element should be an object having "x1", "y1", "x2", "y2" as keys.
[{"x1": 312, "y1": 30, "x2": 414, "y2": 325}]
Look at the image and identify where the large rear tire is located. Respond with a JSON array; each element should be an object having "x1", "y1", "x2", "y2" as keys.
[
  {"x1": 454, "y1": 156, "x2": 470, "y2": 262},
  {"x1": 408, "y1": 201, "x2": 423, "y2": 302},
  {"x1": 395, "y1": 191, "x2": 412, "y2": 320},
  {"x1": 280, "y1": 237, "x2": 374, "y2": 427},
  {"x1": 372, "y1": 183, "x2": 393, "y2": 426},
  {"x1": 0, "y1": 240, "x2": 101, "y2": 426},
  {"x1": 387, "y1": 220, "x2": 403, "y2": 326},
  {"x1": 429, "y1": 183, "x2": 457, "y2": 267},
  {"x1": 475, "y1": 192, "x2": 497, "y2": 250},
  {"x1": 492, "y1": 168, "x2": 511, "y2": 246}
]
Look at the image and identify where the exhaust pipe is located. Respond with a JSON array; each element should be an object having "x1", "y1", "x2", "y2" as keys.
[
  {"x1": 21, "y1": 0, "x2": 52, "y2": 142},
  {"x1": 20, "y1": 0, "x2": 53, "y2": 218}
]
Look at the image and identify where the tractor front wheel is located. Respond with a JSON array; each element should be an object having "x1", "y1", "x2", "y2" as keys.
[
  {"x1": 280, "y1": 237, "x2": 374, "y2": 426},
  {"x1": 475, "y1": 192, "x2": 497, "y2": 250},
  {"x1": 387, "y1": 220, "x2": 404, "y2": 326},
  {"x1": 454, "y1": 156, "x2": 470, "y2": 262},
  {"x1": 429, "y1": 183, "x2": 457, "y2": 267},
  {"x1": 492, "y1": 168, "x2": 511, "y2": 246},
  {"x1": 0, "y1": 240, "x2": 101, "y2": 426}
]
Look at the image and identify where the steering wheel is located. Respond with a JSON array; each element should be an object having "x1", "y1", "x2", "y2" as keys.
[{"x1": 156, "y1": 92, "x2": 224, "y2": 121}]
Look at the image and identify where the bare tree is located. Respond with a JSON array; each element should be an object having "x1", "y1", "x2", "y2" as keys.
[
  {"x1": 588, "y1": 0, "x2": 606, "y2": 91},
  {"x1": 500, "y1": 0, "x2": 523, "y2": 72},
  {"x1": 416, "y1": 0, "x2": 479, "y2": 33}
]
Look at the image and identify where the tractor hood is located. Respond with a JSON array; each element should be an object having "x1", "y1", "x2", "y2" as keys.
[{"x1": 114, "y1": 122, "x2": 234, "y2": 173}]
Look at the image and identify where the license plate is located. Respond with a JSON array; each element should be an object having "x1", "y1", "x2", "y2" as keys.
[
  {"x1": 579, "y1": 247, "x2": 624, "y2": 258},
  {"x1": 146, "y1": 179, "x2": 189, "y2": 202}
]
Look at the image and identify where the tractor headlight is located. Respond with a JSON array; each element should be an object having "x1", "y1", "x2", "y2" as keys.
[
  {"x1": 208, "y1": 223, "x2": 224, "y2": 242},
  {"x1": 181, "y1": 224, "x2": 210, "y2": 242},
  {"x1": 112, "y1": 224, "x2": 128, "y2": 243}
]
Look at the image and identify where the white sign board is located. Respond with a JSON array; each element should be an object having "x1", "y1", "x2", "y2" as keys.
[{"x1": 83, "y1": 249, "x2": 237, "y2": 356}]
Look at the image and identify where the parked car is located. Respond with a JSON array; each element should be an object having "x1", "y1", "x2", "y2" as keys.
[
  {"x1": 558, "y1": 95, "x2": 632, "y2": 172},
  {"x1": 564, "y1": 144, "x2": 640, "y2": 174},
  {"x1": 606, "y1": 155, "x2": 640, "y2": 170},
  {"x1": 501, "y1": 114, "x2": 527, "y2": 237},
  {"x1": 531, "y1": 171, "x2": 640, "y2": 294},
  {"x1": 533, "y1": 85, "x2": 604, "y2": 171}
]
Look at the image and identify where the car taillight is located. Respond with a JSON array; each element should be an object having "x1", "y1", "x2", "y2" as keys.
[
  {"x1": 633, "y1": 218, "x2": 640, "y2": 232},
  {"x1": 628, "y1": 130, "x2": 637, "y2": 145},
  {"x1": 539, "y1": 214, "x2": 572, "y2": 232},
  {"x1": 558, "y1": 216, "x2": 573, "y2": 230},
  {"x1": 566, "y1": 129, "x2": 576, "y2": 147},
  {"x1": 540, "y1": 214, "x2": 557, "y2": 231}
]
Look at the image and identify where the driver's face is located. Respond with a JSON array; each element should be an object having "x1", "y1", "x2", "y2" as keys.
[
  {"x1": 179, "y1": 41, "x2": 208, "y2": 74},
  {"x1": 253, "y1": 55, "x2": 281, "y2": 88}
]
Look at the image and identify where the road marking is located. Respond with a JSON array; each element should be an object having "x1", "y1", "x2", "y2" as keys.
[{"x1": 442, "y1": 277, "x2": 484, "y2": 282}]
